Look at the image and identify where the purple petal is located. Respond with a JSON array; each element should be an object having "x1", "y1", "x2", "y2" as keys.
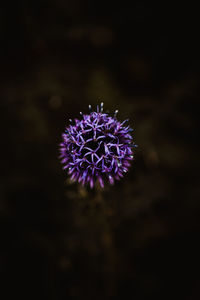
[
  {"x1": 108, "y1": 175, "x2": 114, "y2": 185},
  {"x1": 98, "y1": 176, "x2": 104, "y2": 188}
]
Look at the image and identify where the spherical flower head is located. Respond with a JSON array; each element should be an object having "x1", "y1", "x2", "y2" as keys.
[{"x1": 59, "y1": 103, "x2": 137, "y2": 188}]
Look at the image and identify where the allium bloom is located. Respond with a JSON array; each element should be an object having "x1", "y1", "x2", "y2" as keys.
[{"x1": 59, "y1": 103, "x2": 136, "y2": 188}]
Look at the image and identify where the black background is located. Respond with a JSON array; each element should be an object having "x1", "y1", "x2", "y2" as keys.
[{"x1": 0, "y1": 1, "x2": 199, "y2": 299}]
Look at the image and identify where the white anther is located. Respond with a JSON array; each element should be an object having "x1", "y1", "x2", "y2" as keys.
[
  {"x1": 88, "y1": 104, "x2": 91, "y2": 110},
  {"x1": 114, "y1": 109, "x2": 118, "y2": 117}
]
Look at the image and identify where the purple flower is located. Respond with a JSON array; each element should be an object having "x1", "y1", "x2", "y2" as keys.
[{"x1": 59, "y1": 103, "x2": 137, "y2": 188}]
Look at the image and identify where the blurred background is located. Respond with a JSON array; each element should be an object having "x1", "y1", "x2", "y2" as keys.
[{"x1": 0, "y1": 1, "x2": 200, "y2": 299}]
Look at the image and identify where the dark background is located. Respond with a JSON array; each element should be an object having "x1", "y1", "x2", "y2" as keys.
[{"x1": 0, "y1": 1, "x2": 200, "y2": 299}]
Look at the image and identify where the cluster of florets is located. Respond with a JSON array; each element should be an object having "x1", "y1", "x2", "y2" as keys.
[{"x1": 59, "y1": 103, "x2": 136, "y2": 188}]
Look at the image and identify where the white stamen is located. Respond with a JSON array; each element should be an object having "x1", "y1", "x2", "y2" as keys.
[
  {"x1": 88, "y1": 104, "x2": 91, "y2": 110},
  {"x1": 100, "y1": 102, "x2": 104, "y2": 112},
  {"x1": 114, "y1": 109, "x2": 118, "y2": 117}
]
